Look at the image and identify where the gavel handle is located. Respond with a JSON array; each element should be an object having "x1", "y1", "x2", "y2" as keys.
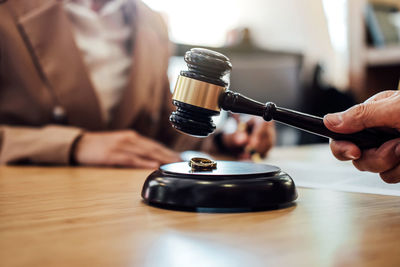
[
  {"x1": 264, "y1": 103, "x2": 400, "y2": 149},
  {"x1": 220, "y1": 91, "x2": 400, "y2": 150}
]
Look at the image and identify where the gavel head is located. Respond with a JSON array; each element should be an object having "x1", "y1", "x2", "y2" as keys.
[{"x1": 169, "y1": 48, "x2": 232, "y2": 137}]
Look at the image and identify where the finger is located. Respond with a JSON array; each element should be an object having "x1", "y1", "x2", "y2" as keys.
[
  {"x1": 244, "y1": 117, "x2": 256, "y2": 132},
  {"x1": 252, "y1": 131, "x2": 274, "y2": 157},
  {"x1": 125, "y1": 137, "x2": 180, "y2": 163},
  {"x1": 364, "y1": 90, "x2": 397, "y2": 103},
  {"x1": 128, "y1": 155, "x2": 161, "y2": 168},
  {"x1": 323, "y1": 91, "x2": 400, "y2": 133},
  {"x1": 148, "y1": 142, "x2": 181, "y2": 163},
  {"x1": 380, "y1": 164, "x2": 400, "y2": 184},
  {"x1": 352, "y1": 139, "x2": 400, "y2": 173},
  {"x1": 247, "y1": 119, "x2": 263, "y2": 148},
  {"x1": 106, "y1": 152, "x2": 159, "y2": 168},
  {"x1": 133, "y1": 145, "x2": 180, "y2": 164},
  {"x1": 248, "y1": 121, "x2": 275, "y2": 156},
  {"x1": 329, "y1": 140, "x2": 361, "y2": 161}
]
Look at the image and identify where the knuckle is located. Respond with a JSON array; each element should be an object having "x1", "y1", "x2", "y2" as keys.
[
  {"x1": 129, "y1": 132, "x2": 139, "y2": 143},
  {"x1": 120, "y1": 130, "x2": 133, "y2": 135},
  {"x1": 353, "y1": 154, "x2": 392, "y2": 173},
  {"x1": 114, "y1": 132, "x2": 126, "y2": 141},
  {"x1": 329, "y1": 141, "x2": 347, "y2": 161},
  {"x1": 345, "y1": 103, "x2": 376, "y2": 129},
  {"x1": 118, "y1": 132, "x2": 135, "y2": 143},
  {"x1": 352, "y1": 160, "x2": 366, "y2": 172},
  {"x1": 371, "y1": 145, "x2": 398, "y2": 171},
  {"x1": 350, "y1": 104, "x2": 368, "y2": 120},
  {"x1": 330, "y1": 149, "x2": 342, "y2": 160},
  {"x1": 122, "y1": 129, "x2": 134, "y2": 135},
  {"x1": 115, "y1": 138, "x2": 127, "y2": 148},
  {"x1": 379, "y1": 173, "x2": 399, "y2": 184},
  {"x1": 391, "y1": 90, "x2": 400, "y2": 98},
  {"x1": 377, "y1": 158, "x2": 394, "y2": 172},
  {"x1": 128, "y1": 131, "x2": 137, "y2": 138}
]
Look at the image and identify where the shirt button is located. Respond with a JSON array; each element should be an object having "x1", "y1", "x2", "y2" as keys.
[{"x1": 52, "y1": 106, "x2": 67, "y2": 124}]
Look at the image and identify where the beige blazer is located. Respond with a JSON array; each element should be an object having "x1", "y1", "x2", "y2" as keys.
[{"x1": 0, "y1": 0, "x2": 213, "y2": 165}]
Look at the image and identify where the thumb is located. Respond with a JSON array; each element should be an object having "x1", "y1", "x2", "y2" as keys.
[{"x1": 324, "y1": 100, "x2": 399, "y2": 134}]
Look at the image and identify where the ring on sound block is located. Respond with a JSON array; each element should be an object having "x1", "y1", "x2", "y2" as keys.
[
  {"x1": 141, "y1": 48, "x2": 302, "y2": 212},
  {"x1": 189, "y1": 157, "x2": 217, "y2": 171},
  {"x1": 141, "y1": 161, "x2": 297, "y2": 211}
]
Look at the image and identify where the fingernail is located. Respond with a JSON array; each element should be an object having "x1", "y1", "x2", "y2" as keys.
[
  {"x1": 325, "y1": 113, "x2": 343, "y2": 127},
  {"x1": 344, "y1": 150, "x2": 358, "y2": 160}
]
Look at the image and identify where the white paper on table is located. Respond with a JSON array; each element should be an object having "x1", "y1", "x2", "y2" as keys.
[{"x1": 265, "y1": 144, "x2": 400, "y2": 197}]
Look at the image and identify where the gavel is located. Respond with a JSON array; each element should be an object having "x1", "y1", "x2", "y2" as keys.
[{"x1": 170, "y1": 48, "x2": 399, "y2": 149}]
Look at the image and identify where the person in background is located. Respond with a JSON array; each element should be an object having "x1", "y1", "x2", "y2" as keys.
[
  {"x1": 0, "y1": 0, "x2": 275, "y2": 167},
  {"x1": 324, "y1": 90, "x2": 400, "y2": 184}
]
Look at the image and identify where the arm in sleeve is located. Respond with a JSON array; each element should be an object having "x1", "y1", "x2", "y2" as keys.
[{"x1": 0, "y1": 125, "x2": 83, "y2": 165}]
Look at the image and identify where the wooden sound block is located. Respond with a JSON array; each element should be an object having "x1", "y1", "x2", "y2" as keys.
[{"x1": 141, "y1": 161, "x2": 297, "y2": 211}]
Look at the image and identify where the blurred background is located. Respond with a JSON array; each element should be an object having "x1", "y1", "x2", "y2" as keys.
[{"x1": 144, "y1": 0, "x2": 400, "y2": 146}]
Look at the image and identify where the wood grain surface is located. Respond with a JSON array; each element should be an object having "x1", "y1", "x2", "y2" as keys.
[{"x1": 1, "y1": 166, "x2": 400, "y2": 267}]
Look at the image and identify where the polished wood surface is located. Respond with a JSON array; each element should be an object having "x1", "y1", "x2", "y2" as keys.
[{"x1": 1, "y1": 163, "x2": 400, "y2": 267}]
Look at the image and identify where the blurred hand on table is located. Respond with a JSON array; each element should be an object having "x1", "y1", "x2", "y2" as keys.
[
  {"x1": 221, "y1": 115, "x2": 276, "y2": 160},
  {"x1": 73, "y1": 131, "x2": 181, "y2": 168},
  {"x1": 324, "y1": 90, "x2": 400, "y2": 183}
]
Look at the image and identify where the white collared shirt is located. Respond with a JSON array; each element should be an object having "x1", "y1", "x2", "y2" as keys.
[{"x1": 64, "y1": 0, "x2": 134, "y2": 123}]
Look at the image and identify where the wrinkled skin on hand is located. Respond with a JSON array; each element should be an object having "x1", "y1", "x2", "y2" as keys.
[{"x1": 323, "y1": 90, "x2": 400, "y2": 183}]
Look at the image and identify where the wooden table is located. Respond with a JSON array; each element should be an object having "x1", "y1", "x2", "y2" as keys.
[{"x1": 1, "y1": 162, "x2": 400, "y2": 266}]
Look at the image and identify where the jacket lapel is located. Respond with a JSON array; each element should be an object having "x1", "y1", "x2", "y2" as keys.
[
  {"x1": 16, "y1": 0, "x2": 105, "y2": 130},
  {"x1": 110, "y1": 2, "x2": 169, "y2": 131}
]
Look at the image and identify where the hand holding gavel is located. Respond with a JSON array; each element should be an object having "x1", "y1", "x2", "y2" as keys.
[
  {"x1": 170, "y1": 48, "x2": 400, "y2": 181},
  {"x1": 324, "y1": 90, "x2": 400, "y2": 183}
]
